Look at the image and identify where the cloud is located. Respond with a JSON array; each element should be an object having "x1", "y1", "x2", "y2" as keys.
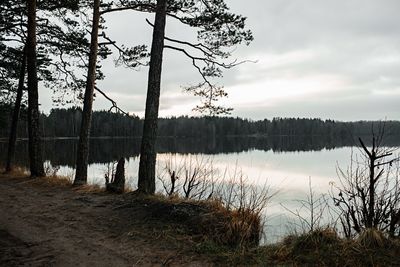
[
  {"x1": 232, "y1": 92, "x2": 399, "y2": 121},
  {"x1": 39, "y1": 0, "x2": 400, "y2": 121}
]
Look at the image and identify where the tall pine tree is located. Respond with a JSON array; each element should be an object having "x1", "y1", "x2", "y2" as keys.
[{"x1": 101, "y1": 0, "x2": 253, "y2": 193}]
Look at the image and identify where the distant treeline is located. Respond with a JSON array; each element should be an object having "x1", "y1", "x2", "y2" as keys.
[
  {"x1": 1, "y1": 106, "x2": 400, "y2": 138},
  {"x1": 3, "y1": 135, "x2": 399, "y2": 169}
]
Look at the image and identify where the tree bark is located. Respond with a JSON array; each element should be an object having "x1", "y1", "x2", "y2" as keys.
[
  {"x1": 137, "y1": 0, "x2": 167, "y2": 194},
  {"x1": 5, "y1": 47, "x2": 26, "y2": 173},
  {"x1": 26, "y1": 0, "x2": 44, "y2": 177},
  {"x1": 74, "y1": 0, "x2": 100, "y2": 185}
]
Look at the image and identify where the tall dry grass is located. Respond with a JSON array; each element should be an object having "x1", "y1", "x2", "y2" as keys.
[{"x1": 156, "y1": 155, "x2": 275, "y2": 248}]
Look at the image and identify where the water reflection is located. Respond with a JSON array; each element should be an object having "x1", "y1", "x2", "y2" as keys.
[
  {"x1": 1, "y1": 136, "x2": 399, "y2": 243},
  {"x1": 2, "y1": 135, "x2": 398, "y2": 168}
]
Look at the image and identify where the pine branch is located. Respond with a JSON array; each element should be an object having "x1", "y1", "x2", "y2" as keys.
[{"x1": 94, "y1": 86, "x2": 131, "y2": 116}]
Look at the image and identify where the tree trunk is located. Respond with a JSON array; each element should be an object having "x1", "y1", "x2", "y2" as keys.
[
  {"x1": 367, "y1": 141, "x2": 376, "y2": 228},
  {"x1": 106, "y1": 158, "x2": 125, "y2": 193},
  {"x1": 137, "y1": 0, "x2": 167, "y2": 194},
  {"x1": 26, "y1": 0, "x2": 44, "y2": 177},
  {"x1": 5, "y1": 47, "x2": 26, "y2": 173},
  {"x1": 74, "y1": 0, "x2": 100, "y2": 185}
]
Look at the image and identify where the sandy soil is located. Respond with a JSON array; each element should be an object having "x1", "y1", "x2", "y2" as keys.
[{"x1": 0, "y1": 173, "x2": 210, "y2": 267}]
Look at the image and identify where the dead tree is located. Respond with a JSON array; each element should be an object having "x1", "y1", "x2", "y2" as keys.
[
  {"x1": 333, "y1": 126, "x2": 400, "y2": 237},
  {"x1": 105, "y1": 158, "x2": 125, "y2": 193}
]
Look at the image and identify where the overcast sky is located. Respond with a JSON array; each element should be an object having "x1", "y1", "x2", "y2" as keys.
[{"x1": 40, "y1": 0, "x2": 400, "y2": 121}]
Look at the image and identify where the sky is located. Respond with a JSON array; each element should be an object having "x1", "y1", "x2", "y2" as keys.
[{"x1": 40, "y1": 0, "x2": 400, "y2": 121}]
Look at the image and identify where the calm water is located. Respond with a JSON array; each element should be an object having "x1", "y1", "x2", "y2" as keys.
[{"x1": 1, "y1": 136, "x2": 399, "y2": 242}]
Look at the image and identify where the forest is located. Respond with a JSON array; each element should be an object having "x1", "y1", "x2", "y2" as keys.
[
  {"x1": 1, "y1": 105, "x2": 400, "y2": 138},
  {"x1": 1, "y1": 0, "x2": 255, "y2": 190}
]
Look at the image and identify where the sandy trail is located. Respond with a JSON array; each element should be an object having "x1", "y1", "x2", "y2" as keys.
[{"x1": 0, "y1": 174, "x2": 208, "y2": 267}]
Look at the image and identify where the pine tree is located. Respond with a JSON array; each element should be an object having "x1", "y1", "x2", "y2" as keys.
[
  {"x1": 0, "y1": 0, "x2": 90, "y2": 173},
  {"x1": 74, "y1": 0, "x2": 101, "y2": 185},
  {"x1": 26, "y1": 0, "x2": 45, "y2": 176},
  {"x1": 102, "y1": 0, "x2": 253, "y2": 193}
]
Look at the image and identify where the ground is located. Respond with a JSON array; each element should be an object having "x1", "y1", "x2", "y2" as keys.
[
  {"x1": 0, "y1": 173, "x2": 211, "y2": 267},
  {"x1": 4, "y1": 172, "x2": 397, "y2": 267}
]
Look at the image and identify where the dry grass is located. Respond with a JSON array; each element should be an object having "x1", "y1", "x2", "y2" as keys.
[
  {"x1": 1, "y1": 165, "x2": 106, "y2": 193},
  {"x1": 252, "y1": 227, "x2": 400, "y2": 267},
  {"x1": 128, "y1": 192, "x2": 263, "y2": 249},
  {"x1": 290, "y1": 228, "x2": 340, "y2": 252},
  {"x1": 357, "y1": 228, "x2": 389, "y2": 249},
  {"x1": 2, "y1": 166, "x2": 29, "y2": 177},
  {"x1": 210, "y1": 207, "x2": 262, "y2": 249},
  {"x1": 39, "y1": 175, "x2": 73, "y2": 187},
  {"x1": 72, "y1": 184, "x2": 104, "y2": 193},
  {"x1": 18, "y1": 174, "x2": 73, "y2": 188},
  {"x1": 2, "y1": 169, "x2": 399, "y2": 266},
  {"x1": 154, "y1": 156, "x2": 274, "y2": 250},
  {"x1": 264, "y1": 227, "x2": 342, "y2": 265}
]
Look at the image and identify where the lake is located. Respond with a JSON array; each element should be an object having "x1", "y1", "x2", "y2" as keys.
[{"x1": 1, "y1": 135, "x2": 399, "y2": 242}]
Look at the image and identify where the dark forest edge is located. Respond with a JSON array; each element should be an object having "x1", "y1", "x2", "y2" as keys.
[{"x1": 1, "y1": 105, "x2": 400, "y2": 139}]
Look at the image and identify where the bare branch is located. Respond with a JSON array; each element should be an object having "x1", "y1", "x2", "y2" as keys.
[
  {"x1": 94, "y1": 86, "x2": 131, "y2": 116},
  {"x1": 100, "y1": 3, "x2": 154, "y2": 15}
]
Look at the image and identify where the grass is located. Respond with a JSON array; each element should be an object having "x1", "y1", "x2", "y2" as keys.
[
  {"x1": 125, "y1": 193, "x2": 264, "y2": 250},
  {"x1": 72, "y1": 183, "x2": 104, "y2": 193},
  {"x1": 1, "y1": 164, "x2": 265, "y2": 253},
  {"x1": 1, "y1": 166, "x2": 29, "y2": 177},
  {"x1": 250, "y1": 228, "x2": 400, "y2": 267},
  {"x1": 12, "y1": 169, "x2": 73, "y2": 188},
  {"x1": 37, "y1": 174, "x2": 73, "y2": 187},
  {"x1": 1, "y1": 166, "x2": 106, "y2": 192},
  {"x1": 2, "y1": 168, "x2": 399, "y2": 266},
  {"x1": 357, "y1": 228, "x2": 388, "y2": 249}
]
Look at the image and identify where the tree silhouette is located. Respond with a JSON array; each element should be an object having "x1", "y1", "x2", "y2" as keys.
[
  {"x1": 73, "y1": 0, "x2": 149, "y2": 185},
  {"x1": 333, "y1": 126, "x2": 400, "y2": 237},
  {"x1": 26, "y1": 0, "x2": 45, "y2": 176},
  {"x1": 0, "y1": 0, "x2": 91, "y2": 173},
  {"x1": 73, "y1": 0, "x2": 101, "y2": 185},
  {"x1": 102, "y1": 0, "x2": 253, "y2": 194}
]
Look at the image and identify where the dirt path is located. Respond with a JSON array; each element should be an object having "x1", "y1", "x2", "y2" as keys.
[{"x1": 0, "y1": 174, "x2": 209, "y2": 267}]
